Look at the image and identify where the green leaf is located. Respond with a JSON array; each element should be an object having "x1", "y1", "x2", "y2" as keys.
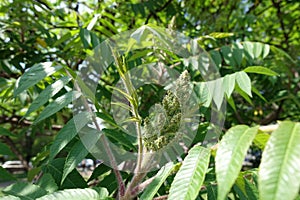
[
  {"x1": 216, "y1": 125, "x2": 259, "y2": 200},
  {"x1": 36, "y1": 188, "x2": 108, "y2": 200},
  {"x1": 210, "y1": 50, "x2": 222, "y2": 68},
  {"x1": 49, "y1": 112, "x2": 91, "y2": 160},
  {"x1": 251, "y1": 86, "x2": 267, "y2": 102},
  {"x1": 253, "y1": 131, "x2": 270, "y2": 149},
  {"x1": 140, "y1": 163, "x2": 174, "y2": 200},
  {"x1": 259, "y1": 121, "x2": 300, "y2": 200},
  {"x1": 235, "y1": 71, "x2": 252, "y2": 97},
  {"x1": 2, "y1": 182, "x2": 48, "y2": 199},
  {"x1": 194, "y1": 82, "x2": 212, "y2": 107},
  {"x1": 37, "y1": 173, "x2": 58, "y2": 193},
  {"x1": 0, "y1": 142, "x2": 14, "y2": 156},
  {"x1": 244, "y1": 66, "x2": 278, "y2": 76},
  {"x1": 34, "y1": 91, "x2": 81, "y2": 124},
  {"x1": 103, "y1": 129, "x2": 137, "y2": 151},
  {"x1": 209, "y1": 32, "x2": 234, "y2": 39},
  {"x1": 88, "y1": 164, "x2": 111, "y2": 182},
  {"x1": 0, "y1": 127, "x2": 16, "y2": 137},
  {"x1": 24, "y1": 76, "x2": 71, "y2": 117},
  {"x1": 0, "y1": 195, "x2": 20, "y2": 200},
  {"x1": 0, "y1": 166, "x2": 17, "y2": 181},
  {"x1": 14, "y1": 62, "x2": 62, "y2": 97},
  {"x1": 87, "y1": 14, "x2": 100, "y2": 31},
  {"x1": 43, "y1": 158, "x2": 87, "y2": 189},
  {"x1": 79, "y1": 28, "x2": 91, "y2": 48},
  {"x1": 222, "y1": 73, "x2": 236, "y2": 97},
  {"x1": 61, "y1": 140, "x2": 89, "y2": 184},
  {"x1": 207, "y1": 184, "x2": 218, "y2": 200},
  {"x1": 168, "y1": 145, "x2": 210, "y2": 200},
  {"x1": 235, "y1": 85, "x2": 253, "y2": 105}
]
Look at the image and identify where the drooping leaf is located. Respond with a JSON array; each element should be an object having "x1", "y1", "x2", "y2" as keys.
[
  {"x1": 24, "y1": 76, "x2": 71, "y2": 117},
  {"x1": 235, "y1": 71, "x2": 252, "y2": 97},
  {"x1": 243, "y1": 66, "x2": 278, "y2": 76},
  {"x1": 49, "y1": 112, "x2": 91, "y2": 160},
  {"x1": 140, "y1": 162, "x2": 174, "y2": 200},
  {"x1": 2, "y1": 182, "x2": 48, "y2": 199},
  {"x1": 36, "y1": 188, "x2": 108, "y2": 200},
  {"x1": 222, "y1": 73, "x2": 236, "y2": 97},
  {"x1": 168, "y1": 145, "x2": 210, "y2": 200},
  {"x1": 34, "y1": 91, "x2": 81, "y2": 124},
  {"x1": 259, "y1": 121, "x2": 300, "y2": 200},
  {"x1": 14, "y1": 62, "x2": 62, "y2": 97},
  {"x1": 216, "y1": 125, "x2": 258, "y2": 200}
]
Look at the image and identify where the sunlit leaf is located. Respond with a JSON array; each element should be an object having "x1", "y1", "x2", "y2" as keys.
[
  {"x1": 14, "y1": 62, "x2": 62, "y2": 97},
  {"x1": 216, "y1": 125, "x2": 258, "y2": 200},
  {"x1": 244, "y1": 66, "x2": 278, "y2": 76},
  {"x1": 259, "y1": 121, "x2": 300, "y2": 200},
  {"x1": 140, "y1": 163, "x2": 174, "y2": 200},
  {"x1": 235, "y1": 71, "x2": 252, "y2": 97},
  {"x1": 2, "y1": 182, "x2": 47, "y2": 199},
  {"x1": 24, "y1": 76, "x2": 71, "y2": 118},
  {"x1": 36, "y1": 188, "x2": 108, "y2": 200},
  {"x1": 168, "y1": 145, "x2": 210, "y2": 200}
]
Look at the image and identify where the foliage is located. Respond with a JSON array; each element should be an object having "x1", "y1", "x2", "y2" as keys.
[{"x1": 0, "y1": 0, "x2": 299, "y2": 200}]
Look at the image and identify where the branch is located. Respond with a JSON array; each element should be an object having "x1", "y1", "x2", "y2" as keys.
[
  {"x1": 271, "y1": 0, "x2": 289, "y2": 49},
  {"x1": 1, "y1": 136, "x2": 29, "y2": 170},
  {"x1": 0, "y1": 115, "x2": 63, "y2": 131}
]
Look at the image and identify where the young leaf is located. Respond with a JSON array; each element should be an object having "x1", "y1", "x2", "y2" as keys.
[
  {"x1": 216, "y1": 125, "x2": 258, "y2": 200},
  {"x1": 24, "y1": 76, "x2": 71, "y2": 117},
  {"x1": 36, "y1": 188, "x2": 108, "y2": 200},
  {"x1": 140, "y1": 162, "x2": 174, "y2": 200},
  {"x1": 34, "y1": 91, "x2": 81, "y2": 124},
  {"x1": 168, "y1": 145, "x2": 210, "y2": 200},
  {"x1": 14, "y1": 62, "x2": 62, "y2": 97},
  {"x1": 243, "y1": 66, "x2": 278, "y2": 76},
  {"x1": 259, "y1": 121, "x2": 300, "y2": 200},
  {"x1": 2, "y1": 182, "x2": 48, "y2": 199}
]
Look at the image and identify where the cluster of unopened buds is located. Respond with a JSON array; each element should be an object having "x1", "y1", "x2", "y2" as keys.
[{"x1": 143, "y1": 70, "x2": 191, "y2": 151}]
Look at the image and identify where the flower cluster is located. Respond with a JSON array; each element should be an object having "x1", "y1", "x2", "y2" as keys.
[{"x1": 143, "y1": 70, "x2": 190, "y2": 151}]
